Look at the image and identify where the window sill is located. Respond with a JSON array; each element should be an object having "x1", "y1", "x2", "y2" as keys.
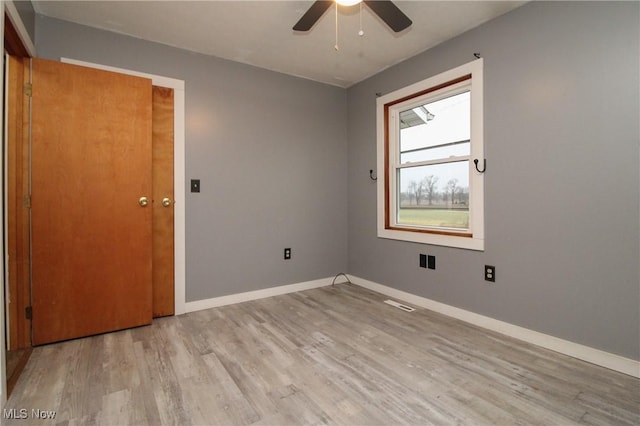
[{"x1": 377, "y1": 227, "x2": 484, "y2": 251}]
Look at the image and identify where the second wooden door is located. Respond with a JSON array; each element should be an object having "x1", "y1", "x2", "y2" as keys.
[{"x1": 152, "y1": 86, "x2": 175, "y2": 317}]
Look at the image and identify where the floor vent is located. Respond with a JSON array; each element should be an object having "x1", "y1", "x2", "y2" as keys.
[{"x1": 384, "y1": 299, "x2": 415, "y2": 312}]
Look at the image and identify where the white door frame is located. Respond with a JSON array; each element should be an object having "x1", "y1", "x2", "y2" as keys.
[
  {"x1": 62, "y1": 58, "x2": 187, "y2": 315},
  {"x1": 2, "y1": 0, "x2": 38, "y2": 406}
]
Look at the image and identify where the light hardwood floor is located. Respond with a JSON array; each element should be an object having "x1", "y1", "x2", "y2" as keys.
[{"x1": 5, "y1": 284, "x2": 640, "y2": 425}]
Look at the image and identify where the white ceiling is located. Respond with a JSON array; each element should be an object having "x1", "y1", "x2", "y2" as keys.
[{"x1": 33, "y1": 1, "x2": 526, "y2": 88}]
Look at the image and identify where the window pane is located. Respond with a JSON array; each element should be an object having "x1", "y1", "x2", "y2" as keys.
[
  {"x1": 399, "y1": 91, "x2": 470, "y2": 164},
  {"x1": 397, "y1": 162, "x2": 469, "y2": 229}
]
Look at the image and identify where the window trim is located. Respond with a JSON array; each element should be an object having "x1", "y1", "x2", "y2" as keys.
[{"x1": 376, "y1": 59, "x2": 484, "y2": 251}]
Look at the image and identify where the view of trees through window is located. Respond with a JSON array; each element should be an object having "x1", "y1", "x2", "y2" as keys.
[{"x1": 397, "y1": 91, "x2": 470, "y2": 230}]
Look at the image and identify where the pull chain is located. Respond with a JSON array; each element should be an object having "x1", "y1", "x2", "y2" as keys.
[
  {"x1": 334, "y1": 4, "x2": 339, "y2": 50},
  {"x1": 358, "y1": 2, "x2": 364, "y2": 36}
]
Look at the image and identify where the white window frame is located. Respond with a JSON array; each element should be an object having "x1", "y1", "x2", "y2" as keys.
[{"x1": 376, "y1": 59, "x2": 484, "y2": 251}]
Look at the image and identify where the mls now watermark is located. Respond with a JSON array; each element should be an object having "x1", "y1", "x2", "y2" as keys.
[{"x1": 3, "y1": 408, "x2": 57, "y2": 420}]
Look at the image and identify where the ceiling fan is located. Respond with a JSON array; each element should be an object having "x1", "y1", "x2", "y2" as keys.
[{"x1": 293, "y1": 0, "x2": 412, "y2": 33}]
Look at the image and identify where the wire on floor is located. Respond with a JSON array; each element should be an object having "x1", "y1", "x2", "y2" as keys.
[{"x1": 332, "y1": 272, "x2": 352, "y2": 286}]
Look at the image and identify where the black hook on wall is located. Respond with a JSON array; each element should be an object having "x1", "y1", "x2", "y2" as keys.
[
  {"x1": 369, "y1": 169, "x2": 378, "y2": 181},
  {"x1": 474, "y1": 159, "x2": 486, "y2": 173}
]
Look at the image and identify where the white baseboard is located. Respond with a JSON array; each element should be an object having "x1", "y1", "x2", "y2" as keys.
[
  {"x1": 348, "y1": 275, "x2": 640, "y2": 378},
  {"x1": 184, "y1": 277, "x2": 333, "y2": 313}
]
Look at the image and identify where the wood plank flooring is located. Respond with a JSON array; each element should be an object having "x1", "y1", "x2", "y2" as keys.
[{"x1": 5, "y1": 284, "x2": 640, "y2": 425}]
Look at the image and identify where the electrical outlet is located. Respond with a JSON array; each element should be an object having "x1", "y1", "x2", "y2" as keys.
[
  {"x1": 284, "y1": 248, "x2": 291, "y2": 260},
  {"x1": 485, "y1": 265, "x2": 495, "y2": 282},
  {"x1": 427, "y1": 255, "x2": 436, "y2": 270},
  {"x1": 419, "y1": 254, "x2": 427, "y2": 268}
]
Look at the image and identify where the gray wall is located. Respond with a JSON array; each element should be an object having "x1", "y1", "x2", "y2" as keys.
[
  {"x1": 348, "y1": 1, "x2": 640, "y2": 360},
  {"x1": 35, "y1": 15, "x2": 349, "y2": 302}
]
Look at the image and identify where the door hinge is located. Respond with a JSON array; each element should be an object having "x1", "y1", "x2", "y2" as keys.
[
  {"x1": 24, "y1": 82, "x2": 32, "y2": 97},
  {"x1": 25, "y1": 306, "x2": 32, "y2": 320},
  {"x1": 23, "y1": 195, "x2": 31, "y2": 208}
]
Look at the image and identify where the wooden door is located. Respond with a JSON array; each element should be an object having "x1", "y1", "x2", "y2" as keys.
[
  {"x1": 30, "y1": 58, "x2": 153, "y2": 345},
  {"x1": 152, "y1": 86, "x2": 175, "y2": 317}
]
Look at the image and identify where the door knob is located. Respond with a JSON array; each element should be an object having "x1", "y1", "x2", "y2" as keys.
[
  {"x1": 139, "y1": 196, "x2": 149, "y2": 207},
  {"x1": 162, "y1": 197, "x2": 172, "y2": 207}
]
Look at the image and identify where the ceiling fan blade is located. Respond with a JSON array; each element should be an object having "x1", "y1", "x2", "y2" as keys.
[
  {"x1": 364, "y1": 0, "x2": 412, "y2": 32},
  {"x1": 293, "y1": 1, "x2": 333, "y2": 31}
]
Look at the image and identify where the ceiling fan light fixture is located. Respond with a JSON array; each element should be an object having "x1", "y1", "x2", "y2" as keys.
[
  {"x1": 336, "y1": 0, "x2": 362, "y2": 7},
  {"x1": 293, "y1": 0, "x2": 411, "y2": 33}
]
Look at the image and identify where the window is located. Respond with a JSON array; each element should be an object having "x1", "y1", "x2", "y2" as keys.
[{"x1": 376, "y1": 59, "x2": 484, "y2": 250}]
